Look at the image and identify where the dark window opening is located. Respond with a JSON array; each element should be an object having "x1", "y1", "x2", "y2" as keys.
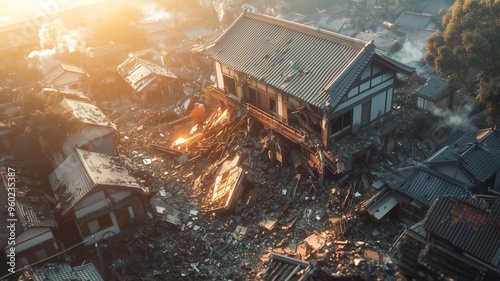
[
  {"x1": 331, "y1": 110, "x2": 352, "y2": 136},
  {"x1": 361, "y1": 100, "x2": 371, "y2": 126},
  {"x1": 223, "y1": 75, "x2": 236, "y2": 95},
  {"x1": 269, "y1": 97, "x2": 276, "y2": 113},
  {"x1": 246, "y1": 87, "x2": 258, "y2": 106}
]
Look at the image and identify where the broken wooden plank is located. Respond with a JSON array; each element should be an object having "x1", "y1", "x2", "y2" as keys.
[{"x1": 149, "y1": 143, "x2": 183, "y2": 156}]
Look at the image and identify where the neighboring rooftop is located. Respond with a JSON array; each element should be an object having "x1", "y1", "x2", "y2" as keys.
[
  {"x1": 0, "y1": 173, "x2": 57, "y2": 248},
  {"x1": 425, "y1": 128, "x2": 500, "y2": 183},
  {"x1": 61, "y1": 98, "x2": 116, "y2": 129},
  {"x1": 86, "y1": 42, "x2": 132, "y2": 58},
  {"x1": 49, "y1": 149, "x2": 144, "y2": 216},
  {"x1": 117, "y1": 54, "x2": 177, "y2": 93},
  {"x1": 416, "y1": 76, "x2": 453, "y2": 101},
  {"x1": 394, "y1": 11, "x2": 436, "y2": 33},
  {"x1": 379, "y1": 165, "x2": 471, "y2": 207},
  {"x1": 40, "y1": 63, "x2": 87, "y2": 86},
  {"x1": 422, "y1": 196, "x2": 500, "y2": 268},
  {"x1": 21, "y1": 262, "x2": 104, "y2": 281}
]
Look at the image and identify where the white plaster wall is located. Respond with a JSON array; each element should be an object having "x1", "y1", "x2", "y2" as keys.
[
  {"x1": 83, "y1": 211, "x2": 120, "y2": 245},
  {"x1": 74, "y1": 189, "x2": 132, "y2": 219},
  {"x1": 9, "y1": 228, "x2": 54, "y2": 253},
  {"x1": 370, "y1": 92, "x2": 386, "y2": 121}
]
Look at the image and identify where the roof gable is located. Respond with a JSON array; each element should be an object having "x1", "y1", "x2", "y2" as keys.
[{"x1": 40, "y1": 63, "x2": 87, "y2": 86}]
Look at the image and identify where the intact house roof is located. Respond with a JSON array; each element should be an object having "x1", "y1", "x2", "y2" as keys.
[
  {"x1": 422, "y1": 195, "x2": 500, "y2": 268},
  {"x1": 49, "y1": 149, "x2": 145, "y2": 216},
  {"x1": 425, "y1": 128, "x2": 500, "y2": 183},
  {"x1": 0, "y1": 173, "x2": 57, "y2": 248},
  {"x1": 22, "y1": 262, "x2": 104, "y2": 281},
  {"x1": 40, "y1": 63, "x2": 87, "y2": 87},
  {"x1": 416, "y1": 76, "x2": 454, "y2": 102},
  {"x1": 354, "y1": 31, "x2": 400, "y2": 55},
  {"x1": 61, "y1": 98, "x2": 116, "y2": 129},
  {"x1": 378, "y1": 165, "x2": 471, "y2": 207},
  {"x1": 117, "y1": 54, "x2": 177, "y2": 93},
  {"x1": 203, "y1": 12, "x2": 414, "y2": 110},
  {"x1": 86, "y1": 42, "x2": 132, "y2": 59},
  {"x1": 394, "y1": 11, "x2": 437, "y2": 34}
]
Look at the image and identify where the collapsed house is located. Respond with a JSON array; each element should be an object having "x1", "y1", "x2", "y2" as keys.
[
  {"x1": 51, "y1": 98, "x2": 118, "y2": 167},
  {"x1": 0, "y1": 173, "x2": 59, "y2": 267},
  {"x1": 202, "y1": 11, "x2": 414, "y2": 179},
  {"x1": 39, "y1": 63, "x2": 88, "y2": 92},
  {"x1": 389, "y1": 195, "x2": 500, "y2": 281},
  {"x1": 117, "y1": 53, "x2": 178, "y2": 103},
  {"x1": 366, "y1": 127, "x2": 500, "y2": 222},
  {"x1": 49, "y1": 149, "x2": 148, "y2": 245}
]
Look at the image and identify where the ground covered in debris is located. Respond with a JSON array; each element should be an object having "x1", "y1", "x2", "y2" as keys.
[{"x1": 93, "y1": 77, "x2": 428, "y2": 281}]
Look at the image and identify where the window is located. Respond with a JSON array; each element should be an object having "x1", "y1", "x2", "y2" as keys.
[
  {"x1": 69, "y1": 83, "x2": 79, "y2": 90},
  {"x1": 35, "y1": 249, "x2": 48, "y2": 260},
  {"x1": 361, "y1": 101, "x2": 371, "y2": 126},
  {"x1": 80, "y1": 213, "x2": 113, "y2": 237},
  {"x1": 331, "y1": 110, "x2": 352, "y2": 136},
  {"x1": 223, "y1": 75, "x2": 236, "y2": 95},
  {"x1": 269, "y1": 97, "x2": 276, "y2": 113},
  {"x1": 246, "y1": 87, "x2": 258, "y2": 106}
]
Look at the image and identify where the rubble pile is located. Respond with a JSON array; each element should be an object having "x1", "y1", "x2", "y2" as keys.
[{"x1": 94, "y1": 97, "x2": 410, "y2": 280}]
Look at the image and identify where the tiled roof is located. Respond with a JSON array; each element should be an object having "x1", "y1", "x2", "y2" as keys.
[
  {"x1": 391, "y1": 229, "x2": 488, "y2": 281},
  {"x1": 416, "y1": 76, "x2": 452, "y2": 101},
  {"x1": 205, "y1": 12, "x2": 413, "y2": 110},
  {"x1": 422, "y1": 196, "x2": 500, "y2": 268},
  {"x1": 379, "y1": 165, "x2": 471, "y2": 207},
  {"x1": 394, "y1": 11, "x2": 433, "y2": 30},
  {"x1": 26, "y1": 263, "x2": 104, "y2": 281},
  {"x1": 0, "y1": 173, "x2": 57, "y2": 248},
  {"x1": 425, "y1": 128, "x2": 500, "y2": 183},
  {"x1": 117, "y1": 54, "x2": 177, "y2": 93},
  {"x1": 49, "y1": 149, "x2": 143, "y2": 216},
  {"x1": 61, "y1": 98, "x2": 116, "y2": 129}
]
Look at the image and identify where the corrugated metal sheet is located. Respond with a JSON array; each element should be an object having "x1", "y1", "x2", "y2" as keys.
[
  {"x1": 204, "y1": 12, "x2": 371, "y2": 109},
  {"x1": 379, "y1": 166, "x2": 471, "y2": 207},
  {"x1": 422, "y1": 196, "x2": 500, "y2": 268},
  {"x1": 416, "y1": 76, "x2": 451, "y2": 101}
]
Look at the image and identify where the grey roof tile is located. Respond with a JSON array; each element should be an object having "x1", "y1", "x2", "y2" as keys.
[
  {"x1": 416, "y1": 76, "x2": 452, "y2": 101},
  {"x1": 425, "y1": 128, "x2": 500, "y2": 183},
  {"x1": 379, "y1": 165, "x2": 471, "y2": 207},
  {"x1": 422, "y1": 196, "x2": 500, "y2": 268},
  {"x1": 395, "y1": 11, "x2": 433, "y2": 30}
]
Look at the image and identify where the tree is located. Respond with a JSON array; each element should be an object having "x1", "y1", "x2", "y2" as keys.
[
  {"x1": 93, "y1": 5, "x2": 149, "y2": 49},
  {"x1": 424, "y1": 0, "x2": 500, "y2": 124}
]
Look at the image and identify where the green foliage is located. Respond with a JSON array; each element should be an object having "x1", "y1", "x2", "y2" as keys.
[
  {"x1": 425, "y1": 0, "x2": 500, "y2": 124},
  {"x1": 93, "y1": 5, "x2": 149, "y2": 49}
]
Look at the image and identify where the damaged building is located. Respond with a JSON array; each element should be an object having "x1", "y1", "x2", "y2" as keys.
[
  {"x1": 51, "y1": 98, "x2": 118, "y2": 167},
  {"x1": 366, "y1": 127, "x2": 500, "y2": 223},
  {"x1": 117, "y1": 53, "x2": 178, "y2": 103},
  {"x1": 0, "y1": 173, "x2": 59, "y2": 267},
  {"x1": 202, "y1": 11, "x2": 414, "y2": 179},
  {"x1": 389, "y1": 195, "x2": 500, "y2": 281},
  {"x1": 49, "y1": 149, "x2": 148, "y2": 245}
]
